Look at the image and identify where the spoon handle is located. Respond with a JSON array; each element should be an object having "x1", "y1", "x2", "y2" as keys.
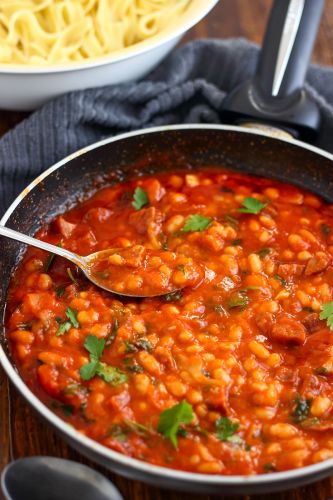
[{"x1": 0, "y1": 224, "x2": 84, "y2": 267}]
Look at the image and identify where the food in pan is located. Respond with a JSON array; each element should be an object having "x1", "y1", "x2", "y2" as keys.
[
  {"x1": 6, "y1": 168, "x2": 333, "y2": 475},
  {"x1": 0, "y1": 0, "x2": 191, "y2": 65}
]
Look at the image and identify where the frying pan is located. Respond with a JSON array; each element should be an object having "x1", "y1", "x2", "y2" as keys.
[{"x1": 1, "y1": 0, "x2": 333, "y2": 495}]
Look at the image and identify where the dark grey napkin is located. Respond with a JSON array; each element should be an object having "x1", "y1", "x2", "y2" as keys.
[{"x1": 1, "y1": 38, "x2": 333, "y2": 216}]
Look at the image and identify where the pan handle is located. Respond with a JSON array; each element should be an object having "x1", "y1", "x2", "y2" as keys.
[{"x1": 222, "y1": 0, "x2": 324, "y2": 140}]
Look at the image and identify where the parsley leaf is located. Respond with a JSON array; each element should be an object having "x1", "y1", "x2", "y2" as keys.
[
  {"x1": 238, "y1": 197, "x2": 267, "y2": 214},
  {"x1": 320, "y1": 301, "x2": 333, "y2": 331},
  {"x1": 44, "y1": 240, "x2": 62, "y2": 272},
  {"x1": 80, "y1": 335, "x2": 127, "y2": 385},
  {"x1": 228, "y1": 290, "x2": 249, "y2": 310},
  {"x1": 157, "y1": 400, "x2": 194, "y2": 448},
  {"x1": 80, "y1": 359, "x2": 99, "y2": 381},
  {"x1": 216, "y1": 417, "x2": 240, "y2": 441},
  {"x1": 66, "y1": 307, "x2": 79, "y2": 328},
  {"x1": 55, "y1": 285, "x2": 65, "y2": 297},
  {"x1": 257, "y1": 247, "x2": 271, "y2": 258},
  {"x1": 274, "y1": 273, "x2": 288, "y2": 288},
  {"x1": 17, "y1": 322, "x2": 32, "y2": 330},
  {"x1": 56, "y1": 321, "x2": 71, "y2": 336},
  {"x1": 132, "y1": 187, "x2": 149, "y2": 210},
  {"x1": 291, "y1": 395, "x2": 312, "y2": 423},
  {"x1": 96, "y1": 362, "x2": 127, "y2": 385},
  {"x1": 83, "y1": 335, "x2": 105, "y2": 360},
  {"x1": 182, "y1": 214, "x2": 212, "y2": 233}
]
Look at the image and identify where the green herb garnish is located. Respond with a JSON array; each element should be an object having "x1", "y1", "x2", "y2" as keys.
[
  {"x1": 55, "y1": 285, "x2": 65, "y2": 297},
  {"x1": 60, "y1": 404, "x2": 73, "y2": 416},
  {"x1": 228, "y1": 290, "x2": 249, "y2": 310},
  {"x1": 80, "y1": 334, "x2": 127, "y2": 385},
  {"x1": 257, "y1": 247, "x2": 271, "y2": 258},
  {"x1": 66, "y1": 307, "x2": 79, "y2": 328},
  {"x1": 106, "y1": 319, "x2": 119, "y2": 346},
  {"x1": 263, "y1": 463, "x2": 276, "y2": 472},
  {"x1": 67, "y1": 267, "x2": 78, "y2": 285},
  {"x1": 315, "y1": 366, "x2": 328, "y2": 375},
  {"x1": 157, "y1": 400, "x2": 194, "y2": 448},
  {"x1": 319, "y1": 301, "x2": 333, "y2": 331},
  {"x1": 182, "y1": 214, "x2": 212, "y2": 233},
  {"x1": 123, "y1": 357, "x2": 144, "y2": 373},
  {"x1": 321, "y1": 223, "x2": 331, "y2": 238},
  {"x1": 274, "y1": 273, "x2": 288, "y2": 288},
  {"x1": 177, "y1": 264, "x2": 185, "y2": 273},
  {"x1": 303, "y1": 306, "x2": 314, "y2": 313},
  {"x1": 238, "y1": 197, "x2": 267, "y2": 214},
  {"x1": 291, "y1": 395, "x2": 311, "y2": 423},
  {"x1": 216, "y1": 417, "x2": 240, "y2": 442},
  {"x1": 231, "y1": 238, "x2": 242, "y2": 246},
  {"x1": 56, "y1": 321, "x2": 71, "y2": 336},
  {"x1": 44, "y1": 240, "x2": 62, "y2": 272},
  {"x1": 132, "y1": 187, "x2": 149, "y2": 210},
  {"x1": 96, "y1": 363, "x2": 128, "y2": 385}
]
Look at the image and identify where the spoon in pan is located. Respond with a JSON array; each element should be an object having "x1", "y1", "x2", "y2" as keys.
[
  {"x1": 0, "y1": 225, "x2": 203, "y2": 297},
  {"x1": 1, "y1": 456, "x2": 123, "y2": 500}
]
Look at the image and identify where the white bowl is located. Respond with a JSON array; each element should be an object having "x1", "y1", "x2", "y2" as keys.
[{"x1": 0, "y1": 0, "x2": 219, "y2": 111}]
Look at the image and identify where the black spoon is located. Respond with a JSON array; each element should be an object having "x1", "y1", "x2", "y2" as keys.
[{"x1": 1, "y1": 457, "x2": 123, "y2": 500}]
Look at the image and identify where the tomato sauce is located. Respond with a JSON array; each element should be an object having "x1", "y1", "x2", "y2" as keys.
[{"x1": 6, "y1": 169, "x2": 333, "y2": 475}]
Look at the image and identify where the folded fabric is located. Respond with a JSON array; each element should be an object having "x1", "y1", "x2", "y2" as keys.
[{"x1": 1, "y1": 38, "x2": 333, "y2": 216}]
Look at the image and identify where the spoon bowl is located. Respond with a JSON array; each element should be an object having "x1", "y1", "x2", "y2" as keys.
[
  {"x1": 1, "y1": 456, "x2": 123, "y2": 500},
  {"x1": 0, "y1": 225, "x2": 203, "y2": 297}
]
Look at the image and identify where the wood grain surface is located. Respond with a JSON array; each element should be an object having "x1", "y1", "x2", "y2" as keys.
[{"x1": 1, "y1": 1, "x2": 333, "y2": 499}]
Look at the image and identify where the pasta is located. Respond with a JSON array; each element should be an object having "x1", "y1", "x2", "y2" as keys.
[{"x1": 0, "y1": 0, "x2": 191, "y2": 65}]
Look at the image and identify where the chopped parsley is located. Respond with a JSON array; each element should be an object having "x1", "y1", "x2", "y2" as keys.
[
  {"x1": 132, "y1": 187, "x2": 149, "y2": 210},
  {"x1": 257, "y1": 247, "x2": 271, "y2": 258},
  {"x1": 231, "y1": 238, "x2": 242, "y2": 246},
  {"x1": 157, "y1": 400, "x2": 194, "y2": 448},
  {"x1": 55, "y1": 285, "x2": 65, "y2": 297},
  {"x1": 303, "y1": 306, "x2": 314, "y2": 313},
  {"x1": 182, "y1": 214, "x2": 212, "y2": 233},
  {"x1": 123, "y1": 357, "x2": 144, "y2": 373},
  {"x1": 177, "y1": 264, "x2": 185, "y2": 273},
  {"x1": 66, "y1": 307, "x2": 79, "y2": 328},
  {"x1": 263, "y1": 463, "x2": 276, "y2": 472},
  {"x1": 319, "y1": 301, "x2": 333, "y2": 331},
  {"x1": 274, "y1": 273, "x2": 288, "y2": 288},
  {"x1": 56, "y1": 321, "x2": 71, "y2": 336},
  {"x1": 80, "y1": 334, "x2": 127, "y2": 385},
  {"x1": 321, "y1": 223, "x2": 331, "y2": 238},
  {"x1": 60, "y1": 404, "x2": 73, "y2": 417},
  {"x1": 44, "y1": 240, "x2": 62, "y2": 272},
  {"x1": 228, "y1": 290, "x2": 249, "y2": 310},
  {"x1": 216, "y1": 417, "x2": 240, "y2": 442},
  {"x1": 67, "y1": 267, "x2": 78, "y2": 285},
  {"x1": 291, "y1": 395, "x2": 311, "y2": 423},
  {"x1": 238, "y1": 197, "x2": 267, "y2": 214},
  {"x1": 315, "y1": 366, "x2": 328, "y2": 375}
]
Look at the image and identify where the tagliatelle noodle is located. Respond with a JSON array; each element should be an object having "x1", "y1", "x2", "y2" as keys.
[{"x1": 0, "y1": 0, "x2": 191, "y2": 65}]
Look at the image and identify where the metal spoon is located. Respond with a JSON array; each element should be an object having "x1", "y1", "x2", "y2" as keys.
[
  {"x1": 1, "y1": 456, "x2": 123, "y2": 500},
  {"x1": 0, "y1": 225, "x2": 186, "y2": 297}
]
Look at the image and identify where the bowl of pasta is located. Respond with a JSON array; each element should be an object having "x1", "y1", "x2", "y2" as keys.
[{"x1": 0, "y1": 0, "x2": 219, "y2": 111}]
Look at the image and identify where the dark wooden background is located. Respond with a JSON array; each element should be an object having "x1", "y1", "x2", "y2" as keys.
[{"x1": 1, "y1": 1, "x2": 333, "y2": 499}]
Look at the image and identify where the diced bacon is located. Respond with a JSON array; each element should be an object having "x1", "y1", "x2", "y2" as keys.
[
  {"x1": 305, "y1": 253, "x2": 330, "y2": 276},
  {"x1": 271, "y1": 314, "x2": 306, "y2": 345},
  {"x1": 129, "y1": 207, "x2": 164, "y2": 248},
  {"x1": 255, "y1": 312, "x2": 275, "y2": 336},
  {"x1": 141, "y1": 179, "x2": 166, "y2": 203},
  {"x1": 278, "y1": 263, "x2": 305, "y2": 279},
  {"x1": 302, "y1": 313, "x2": 323, "y2": 334},
  {"x1": 54, "y1": 216, "x2": 76, "y2": 238}
]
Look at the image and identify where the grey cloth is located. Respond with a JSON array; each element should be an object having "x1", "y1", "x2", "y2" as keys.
[{"x1": 1, "y1": 38, "x2": 333, "y2": 216}]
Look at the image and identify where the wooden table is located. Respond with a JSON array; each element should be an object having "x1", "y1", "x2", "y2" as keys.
[{"x1": 1, "y1": 1, "x2": 333, "y2": 499}]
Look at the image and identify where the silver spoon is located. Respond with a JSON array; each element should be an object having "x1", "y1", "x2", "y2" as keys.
[
  {"x1": 1, "y1": 456, "x2": 123, "y2": 500},
  {"x1": 0, "y1": 225, "x2": 187, "y2": 297}
]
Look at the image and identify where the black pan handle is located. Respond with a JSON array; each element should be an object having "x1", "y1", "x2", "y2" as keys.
[{"x1": 222, "y1": 0, "x2": 325, "y2": 140}]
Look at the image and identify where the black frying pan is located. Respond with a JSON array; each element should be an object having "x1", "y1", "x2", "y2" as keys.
[{"x1": 1, "y1": 0, "x2": 333, "y2": 495}]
